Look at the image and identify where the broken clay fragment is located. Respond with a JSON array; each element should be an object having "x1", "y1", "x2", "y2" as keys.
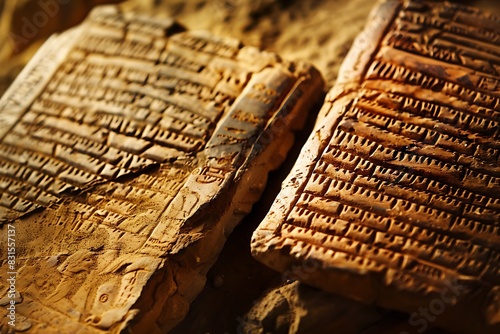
[{"x1": 0, "y1": 5, "x2": 324, "y2": 333}]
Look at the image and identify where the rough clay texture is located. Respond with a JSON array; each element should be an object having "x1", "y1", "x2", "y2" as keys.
[
  {"x1": 252, "y1": 1, "x2": 500, "y2": 333},
  {"x1": 1, "y1": 1, "x2": 499, "y2": 333},
  {"x1": 0, "y1": 5, "x2": 324, "y2": 333}
]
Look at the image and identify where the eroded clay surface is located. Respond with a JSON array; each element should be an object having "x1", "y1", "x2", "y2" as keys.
[
  {"x1": 0, "y1": 6, "x2": 324, "y2": 333},
  {"x1": 252, "y1": 1, "x2": 500, "y2": 333}
]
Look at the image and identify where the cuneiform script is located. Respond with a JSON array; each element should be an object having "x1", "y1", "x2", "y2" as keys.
[
  {"x1": 0, "y1": 6, "x2": 323, "y2": 333},
  {"x1": 252, "y1": 1, "x2": 500, "y2": 333}
]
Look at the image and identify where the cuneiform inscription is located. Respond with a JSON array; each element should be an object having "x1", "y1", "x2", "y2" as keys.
[
  {"x1": 0, "y1": 5, "x2": 324, "y2": 334},
  {"x1": 0, "y1": 10, "x2": 243, "y2": 222},
  {"x1": 252, "y1": 2, "x2": 500, "y2": 333}
]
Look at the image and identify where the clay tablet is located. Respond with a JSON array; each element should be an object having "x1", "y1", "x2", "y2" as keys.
[
  {"x1": 0, "y1": 6, "x2": 323, "y2": 333},
  {"x1": 252, "y1": 1, "x2": 500, "y2": 333}
]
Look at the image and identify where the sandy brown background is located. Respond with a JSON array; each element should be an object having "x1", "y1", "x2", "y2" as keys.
[
  {"x1": 0, "y1": 0, "x2": 499, "y2": 333},
  {"x1": 2, "y1": 0, "x2": 498, "y2": 95}
]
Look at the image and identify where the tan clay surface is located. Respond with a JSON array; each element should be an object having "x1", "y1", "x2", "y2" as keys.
[
  {"x1": 252, "y1": 1, "x2": 500, "y2": 333},
  {"x1": 0, "y1": 5, "x2": 324, "y2": 333},
  {"x1": 1, "y1": 0, "x2": 499, "y2": 333}
]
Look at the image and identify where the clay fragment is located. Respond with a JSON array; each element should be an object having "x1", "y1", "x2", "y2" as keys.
[
  {"x1": 252, "y1": 1, "x2": 500, "y2": 333},
  {"x1": 0, "y1": 5, "x2": 323, "y2": 333},
  {"x1": 240, "y1": 281, "x2": 385, "y2": 334}
]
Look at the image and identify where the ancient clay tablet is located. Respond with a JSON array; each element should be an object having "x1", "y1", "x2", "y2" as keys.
[
  {"x1": 252, "y1": 1, "x2": 500, "y2": 333},
  {"x1": 0, "y1": 6, "x2": 323, "y2": 333}
]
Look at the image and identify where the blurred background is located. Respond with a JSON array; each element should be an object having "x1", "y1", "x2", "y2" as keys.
[
  {"x1": 0, "y1": 0, "x2": 498, "y2": 333},
  {"x1": 0, "y1": 0, "x2": 498, "y2": 96}
]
